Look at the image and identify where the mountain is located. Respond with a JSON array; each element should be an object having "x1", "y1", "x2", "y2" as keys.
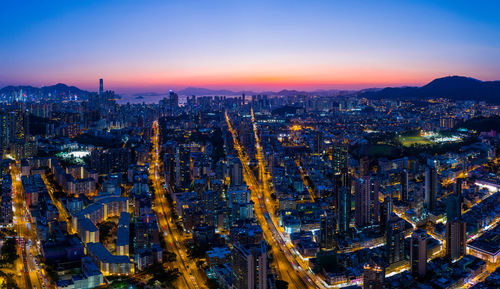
[
  {"x1": 40, "y1": 83, "x2": 89, "y2": 95},
  {"x1": 359, "y1": 76, "x2": 500, "y2": 103},
  {"x1": 175, "y1": 87, "x2": 351, "y2": 97},
  {"x1": 177, "y1": 87, "x2": 249, "y2": 96},
  {"x1": 1, "y1": 83, "x2": 90, "y2": 98}
]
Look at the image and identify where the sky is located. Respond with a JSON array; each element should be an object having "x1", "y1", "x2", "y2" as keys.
[{"x1": 1, "y1": 0, "x2": 500, "y2": 93}]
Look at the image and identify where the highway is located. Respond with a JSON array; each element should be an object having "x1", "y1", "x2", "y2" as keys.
[
  {"x1": 226, "y1": 111, "x2": 327, "y2": 289},
  {"x1": 149, "y1": 120, "x2": 207, "y2": 289}
]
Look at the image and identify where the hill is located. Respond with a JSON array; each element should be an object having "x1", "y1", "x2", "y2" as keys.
[{"x1": 359, "y1": 76, "x2": 500, "y2": 104}]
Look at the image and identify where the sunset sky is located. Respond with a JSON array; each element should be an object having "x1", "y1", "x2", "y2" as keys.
[{"x1": 1, "y1": 0, "x2": 499, "y2": 93}]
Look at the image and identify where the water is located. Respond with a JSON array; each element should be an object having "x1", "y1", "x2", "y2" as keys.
[{"x1": 117, "y1": 94, "x2": 188, "y2": 105}]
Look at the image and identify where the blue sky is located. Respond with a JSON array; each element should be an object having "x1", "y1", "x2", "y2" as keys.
[{"x1": 1, "y1": 0, "x2": 499, "y2": 92}]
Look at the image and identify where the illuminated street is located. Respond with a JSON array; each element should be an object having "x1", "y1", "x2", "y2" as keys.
[
  {"x1": 11, "y1": 163, "x2": 49, "y2": 289},
  {"x1": 149, "y1": 120, "x2": 207, "y2": 289}
]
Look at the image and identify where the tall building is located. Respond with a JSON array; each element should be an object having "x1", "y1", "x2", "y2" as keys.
[
  {"x1": 385, "y1": 213, "x2": 405, "y2": 265},
  {"x1": 320, "y1": 211, "x2": 335, "y2": 249},
  {"x1": 169, "y1": 90, "x2": 179, "y2": 114},
  {"x1": 332, "y1": 142, "x2": 348, "y2": 175},
  {"x1": 446, "y1": 194, "x2": 461, "y2": 222},
  {"x1": 400, "y1": 169, "x2": 409, "y2": 202},
  {"x1": 99, "y1": 78, "x2": 104, "y2": 95},
  {"x1": 232, "y1": 241, "x2": 268, "y2": 289},
  {"x1": 359, "y1": 155, "x2": 370, "y2": 177},
  {"x1": 354, "y1": 176, "x2": 379, "y2": 228},
  {"x1": 424, "y1": 166, "x2": 438, "y2": 211},
  {"x1": 313, "y1": 131, "x2": 323, "y2": 154},
  {"x1": 337, "y1": 185, "x2": 351, "y2": 235},
  {"x1": 454, "y1": 178, "x2": 464, "y2": 199},
  {"x1": 446, "y1": 178, "x2": 466, "y2": 262},
  {"x1": 229, "y1": 158, "x2": 243, "y2": 187},
  {"x1": 0, "y1": 112, "x2": 12, "y2": 150},
  {"x1": 379, "y1": 197, "x2": 392, "y2": 235},
  {"x1": 410, "y1": 229, "x2": 429, "y2": 279},
  {"x1": 446, "y1": 219, "x2": 466, "y2": 262},
  {"x1": 363, "y1": 256, "x2": 385, "y2": 289},
  {"x1": 14, "y1": 109, "x2": 28, "y2": 141}
]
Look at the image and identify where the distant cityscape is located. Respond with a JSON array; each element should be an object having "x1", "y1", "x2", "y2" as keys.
[{"x1": 0, "y1": 77, "x2": 498, "y2": 289}]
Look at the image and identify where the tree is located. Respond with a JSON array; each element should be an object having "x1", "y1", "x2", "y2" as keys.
[
  {"x1": 0, "y1": 238, "x2": 18, "y2": 266},
  {"x1": 206, "y1": 278, "x2": 220, "y2": 289},
  {"x1": 98, "y1": 221, "x2": 116, "y2": 244},
  {"x1": 164, "y1": 251, "x2": 176, "y2": 263}
]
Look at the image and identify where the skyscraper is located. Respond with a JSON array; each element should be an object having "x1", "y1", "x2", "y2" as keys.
[
  {"x1": 424, "y1": 166, "x2": 438, "y2": 212},
  {"x1": 359, "y1": 155, "x2": 370, "y2": 177},
  {"x1": 337, "y1": 185, "x2": 351, "y2": 235},
  {"x1": 354, "y1": 176, "x2": 379, "y2": 228},
  {"x1": 320, "y1": 210, "x2": 335, "y2": 249},
  {"x1": 446, "y1": 194, "x2": 461, "y2": 222},
  {"x1": 232, "y1": 241, "x2": 268, "y2": 289},
  {"x1": 0, "y1": 112, "x2": 12, "y2": 150},
  {"x1": 355, "y1": 176, "x2": 370, "y2": 228},
  {"x1": 313, "y1": 131, "x2": 323, "y2": 154},
  {"x1": 385, "y1": 213, "x2": 405, "y2": 265},
  {"x1": 410, "y1": 229, "x2": 429, "y2": 279},
  {"x1": 400, "y1": 169, "x2": 409, "y2": 202},
  {"x1": 332, "y1": 142, "x2": 348, "y2": 175},
  {"x1": 446, "y1": 218, "x2": 466, "y2": 262},
  {"x1": 99, "y1": 78, "x2": 103, "y2": 95},
  {"x1": 379, "y1": 197, "x2": 392, "y2": 235},
  {"x1": 446, "y1": 178, "x2": 466, "y2": 262}
]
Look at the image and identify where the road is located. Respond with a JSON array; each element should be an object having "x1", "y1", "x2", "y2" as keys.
[
  {"x1": 226, "y1": 111, "x2": 327, "y2": 289},
  {"x1": 41, "y1": 174, "x2": 76, "y2": 235},
  {"x1": 149, "y1": 120, "x2": 207, "y2": 289},
  {"x1": 11, "y1": 163, "x2": 49, "y2": 289}
]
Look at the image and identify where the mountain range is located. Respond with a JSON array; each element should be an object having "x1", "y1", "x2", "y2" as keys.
[
  {"x1": 0, "y1": 83, "x2": 89, "y2": 97},
  {"x1": 357, "y1": 76, "x2": 500, "y2": 103},
  {"x1": 2, "y1": 76, "x2": 500, "y2": 103}
]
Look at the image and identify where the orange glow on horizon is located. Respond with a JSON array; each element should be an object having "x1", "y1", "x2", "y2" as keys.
[
  {"x1": 30, "y1": 66, "x2": 478, "y2": 93},
  {"x1": 86, "y1": 68, "x2": 435, "y2": 93}
]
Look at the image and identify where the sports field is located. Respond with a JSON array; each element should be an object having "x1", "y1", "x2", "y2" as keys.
[{"x1": 398, "y1": 135, "x2": 433, "y2": 147}]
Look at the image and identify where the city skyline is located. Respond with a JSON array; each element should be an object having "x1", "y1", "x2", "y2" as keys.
[
  {"x1": 0, "y1": 2, "x2": 499, "y2": 289},
  {"x1": 1, "y1": 0, "x2": 500, "y2": 93}
]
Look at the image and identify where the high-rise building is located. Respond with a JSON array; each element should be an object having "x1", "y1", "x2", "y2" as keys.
[
  {"x1": 313, "y1": 131, "x2": 323, "y2": 154},
  {"x1": 359, "y1": 155, "x2": 370, "y2": 177},
  {"x1": 446, "y1": 177, "x2": 466, "y2": 262},
  {"x1": 385, "y1": 213, "x2": 405, "y2": 265},
  {"x1": 232, "y1": 241, "x2": 268, "y2": 289},
  {"x1": 454, "y1": 178, "x2": 464, "y2": 199},
  {"x1": 446, "y1": 218, "x2": 466, "y2": 262},
  {"x1": 229, "y1": 158, "x2": 243, "y2": 187},
  {"x1": 363, "y1": 256, "x2": 385, "y2": 289},
  {"x1": 400, "y1": 169, "x2": 409, "y2": 202},
  {"x1": 0, "y1": 112, "x2": 12, "y2": 150},
  {"x1": 424, "y1": 166, "x2": 438, "y2": 211},
  {"x1": 379, "y1": 197, "x2": 392, "y2": 235},
  {"x1": 14, "y1": 109, "x2": 28, "y2": 141},
  {"x1": 337, "y1": 185, "x2": 351, "y2": 235},
  {"x1": 332, "y1": 142, "x2": 348, "y2": 175},
  {"x1": 99, "y1": 78, "x2": 104, "y2": 95},
  {"x1": 410, "y1": 229, "x2": 429, "y2": 279},
  {"x1": 355, "y1": 176, "x2": 379, "y2": 228},
  {"x1": 446, "y1": 194, "x2": 461, "y2": 222},
  {"x1": 169, "y1": 90, "x2": 179, "y2": 114},
  {"x1": 355, "y1": 177, "x2": 370, "y2": 228},
  {"x1": 320, "y1": 211, "x2": 335, "y2": 249}
]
